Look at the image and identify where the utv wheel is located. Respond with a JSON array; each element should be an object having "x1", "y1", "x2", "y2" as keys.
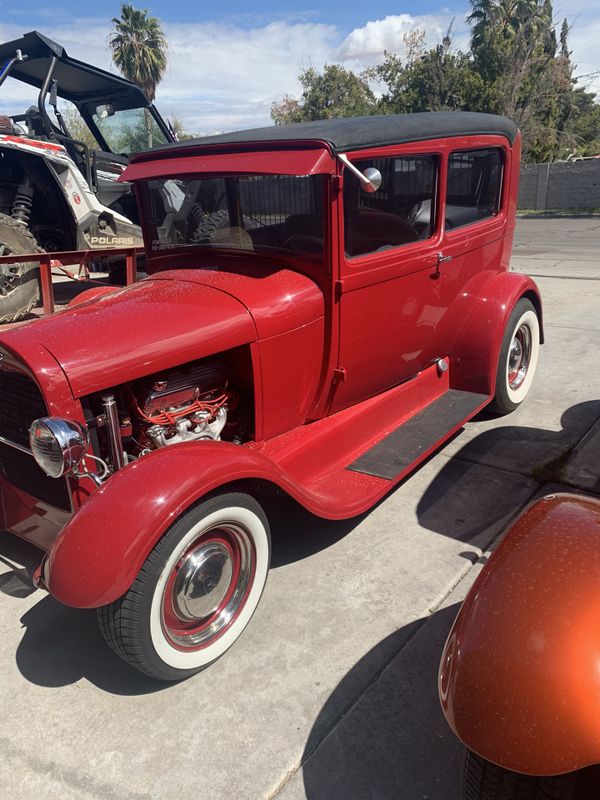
[
  {"x1": 490, "y1": 298, "x2": 540, "y2": 414},
  {"x1": 464, "y1": 751, "x2": 577, "y2": 800},
  {"x1": 97, "y1": 493, "x2": 271, "y2": 681},
  {"x1": 0, "y1": 213, "x2": 41, "y2": 322}
]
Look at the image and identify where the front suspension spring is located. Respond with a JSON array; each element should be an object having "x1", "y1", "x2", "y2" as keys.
[{"x1": 11, "y1": 177, "x2": 34, "y2": 225}]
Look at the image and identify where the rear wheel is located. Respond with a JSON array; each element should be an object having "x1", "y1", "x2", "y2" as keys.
[
  {"x1": 98, "y1": 492, "x2": 271, "y2": 681},
  {"x1": 0, "y1": 213, "x2": 40, "y2": 323},
  {"x1": 490, "y1": 298, "x2": 540, "y2": 415},
  {"x1": 464, "y1": 751, "x2": 577, "y2": 800}
]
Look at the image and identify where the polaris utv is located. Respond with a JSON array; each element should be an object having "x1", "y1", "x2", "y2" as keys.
[{"x1": 0, "y1": 30, "x2": 175, "y2": 322}]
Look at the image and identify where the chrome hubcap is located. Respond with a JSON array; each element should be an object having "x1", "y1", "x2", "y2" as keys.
[
  {"x1": 162, "y1": 524, "x2": 254, "y2": 649},
  {"x1": 508, "y1": 324, "x2": 531, "y2": 390},
  {"x1": 174, "y1": 542, "x2": 233, "y2": 620}
]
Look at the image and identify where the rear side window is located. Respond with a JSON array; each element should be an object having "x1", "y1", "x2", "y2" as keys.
[
  {"x1": 343, "y1": 154, "x2": 438, "y2": 258},
  {"x1": 445, "y1": 148, "x2": 504, "y2": 229}
]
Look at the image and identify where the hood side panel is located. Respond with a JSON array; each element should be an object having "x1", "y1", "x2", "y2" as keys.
[{"x1": 149, "y1": 267, "x2": 324, "y2": 339}]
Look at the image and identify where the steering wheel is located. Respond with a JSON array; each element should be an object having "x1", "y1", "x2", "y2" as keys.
[{"x1": 283, "y1": 234, "x2": 323, "y2": 254}]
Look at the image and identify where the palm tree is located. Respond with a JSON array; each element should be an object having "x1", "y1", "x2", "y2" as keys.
[{"x1": 109, "y1": 4, "x2": 168, "y2": 146}]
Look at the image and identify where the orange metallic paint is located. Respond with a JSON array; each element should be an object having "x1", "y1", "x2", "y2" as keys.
[{"x1": 439, "y1": 493, "x2": 600, "y2": 776}]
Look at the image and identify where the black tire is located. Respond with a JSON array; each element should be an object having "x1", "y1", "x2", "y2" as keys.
[
  {"x1": 464, "y1": 751, "x2": 578, "y2": 800},
  {"x1": 97, "y1": 492, "x2": 271, "y2": 681},
  {"x1": 0, "y1": 213, "x2": 41, "y2": 323},
  {"x1": 191, "y1": 209, "x2": 260, "y2": 243},
  {"x1": 490, "y1": 297, "x2": 540, "y2": 415}
]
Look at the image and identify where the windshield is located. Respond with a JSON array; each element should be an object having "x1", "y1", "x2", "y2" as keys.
[
  {"x1": 93, "y1": 107, "x2": 168, "y2": 154},
  {"x1": 142, "y1": 174, "x2": 325, "y2": 259}
]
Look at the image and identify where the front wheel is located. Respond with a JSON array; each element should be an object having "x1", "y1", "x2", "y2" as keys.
[
  {"x1": 490, "y1": 298, "x2": 540, "y2": 415},
  {"x1": 98, "y1": 492, "x2": 271, "y2": 681},
  {"x1": 464, "y1": 751, "x2": 577, "y2": 800},
  {"x1": 0, "y1": 213, "x2": 41, "y2": 323}
]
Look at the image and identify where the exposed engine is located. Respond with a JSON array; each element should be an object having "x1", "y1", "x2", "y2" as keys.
[{"x1": 126, "y1": 359, "x2": 236, "y2": 453}]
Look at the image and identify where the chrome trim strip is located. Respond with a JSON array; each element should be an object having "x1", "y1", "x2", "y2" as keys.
[{"x1": 0, "y1": 434, "x2": 32, "y2": 456}]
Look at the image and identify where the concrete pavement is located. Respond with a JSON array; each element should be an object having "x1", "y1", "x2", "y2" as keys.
[{"x1": 0, "y1": 218, "x2": 599, "y2": 800}]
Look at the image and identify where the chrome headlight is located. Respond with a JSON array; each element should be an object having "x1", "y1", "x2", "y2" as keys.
[{"x1": 29, "y1": 417, "x2": 89, "y2": 478}]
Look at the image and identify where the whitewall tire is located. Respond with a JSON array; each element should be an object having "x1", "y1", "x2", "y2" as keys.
[
  {"x1": 98, "y1": 492, "x2": 271, "y2": 681},
  {"x1": 490, "y1": 298, "x2": 540, "y2": 415}
]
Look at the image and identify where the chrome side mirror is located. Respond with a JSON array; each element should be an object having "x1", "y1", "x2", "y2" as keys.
[
  {"x1": 338, "y1": 153, "x2": 383, "y2": 193},
  {"x1": 361, "y1": 167, "x2": 382, "y2": 193}
]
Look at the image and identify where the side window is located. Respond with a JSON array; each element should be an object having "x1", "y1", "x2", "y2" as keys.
[
  {"x1": 343, "y1": 154, "x2": 438, "y2": 258},
  {"x1": 446, "y1": 148, "x2": 504, "y2": 229}
]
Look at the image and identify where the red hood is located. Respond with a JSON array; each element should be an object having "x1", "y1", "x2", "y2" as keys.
[
  {"x1": 0, "y1": 277, "x2": 256, "y2": 398},
  {"x1": 147, "y1": 265, "x2": 324, "y2": 339}
]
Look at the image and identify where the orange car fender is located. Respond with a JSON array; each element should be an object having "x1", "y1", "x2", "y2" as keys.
[{"x1": 439, "y1": 493, "x2": 600, "y2": 776}]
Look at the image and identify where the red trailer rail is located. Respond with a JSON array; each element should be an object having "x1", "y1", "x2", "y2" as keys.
[{"x1": 0, "y1": 246, "x2": 144, "y2": 316}]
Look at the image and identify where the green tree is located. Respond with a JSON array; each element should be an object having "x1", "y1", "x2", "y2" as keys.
[
  {"x1": 271, "y1": 64, "x2": 376, "y2": 124},
  {"x1": 271, "y1": 0, "x2": 599, "y2": 163},
  {"x1": 109, "y1": 3, "x2": 168, "y2": 146},
  {"x1": 372, "y1": 30, "x2": 492, "y2": 115}
]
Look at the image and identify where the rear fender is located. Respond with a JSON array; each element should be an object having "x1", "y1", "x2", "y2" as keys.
[
  {"x1": 45, "y1": 441, "x2": 300, "y2": 609},
  {"x1": 449, "y1": 271, "x2": 543, "y2": 396},
  {"x1": 439, "y1": 493, "x2": 600, "y2": 776}
]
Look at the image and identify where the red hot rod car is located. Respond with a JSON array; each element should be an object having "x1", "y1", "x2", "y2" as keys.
[{"x1": 0, "y1": 112, "x2": 541, "y2": 680}]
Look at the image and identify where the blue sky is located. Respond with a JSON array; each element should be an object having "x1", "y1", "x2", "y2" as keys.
[
  {"x1": 1, "y1": 1, "x2": 598, "y2": 134},
  {"x1": 4, "y1": 1, "x2": 464, "y2": 28}
]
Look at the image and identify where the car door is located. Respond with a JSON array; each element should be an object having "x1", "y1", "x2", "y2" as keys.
[
  {"x1": 330, "y1": 141, "x2": 509, "y2": 415},
  {"x1": 432, "y1": 143, "x2": 509, "y2": 359},
  {"x1": 330, "y1": 147, "x2": 444, "y2": 414}
]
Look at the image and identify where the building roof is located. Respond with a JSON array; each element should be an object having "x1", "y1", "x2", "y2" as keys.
[{"x1": 141, "y1": 112, "x2": 518, "y2": 161}]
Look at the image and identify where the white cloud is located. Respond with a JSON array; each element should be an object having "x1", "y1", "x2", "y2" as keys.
[
  {"x1": 0, "y1": 17, "x2": 338, "y2": 134},
  {"x1": 0, "y1": 7, "x2": 598, "y2": 136},
  {"x1": 159, "y1": 20, "x2": 338, "y2": 132},
  {"x1": 336, "y1": 13, "x2": 462, "y2": 63}
]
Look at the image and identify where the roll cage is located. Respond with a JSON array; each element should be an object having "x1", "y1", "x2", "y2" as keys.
[{"x1": 0, "y1": 30, "x2": 174, "y2": 154}]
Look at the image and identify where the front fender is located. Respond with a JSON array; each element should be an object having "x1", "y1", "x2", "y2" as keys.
[
  {"x1": 439, "y1": 493, "x2": 600, "y2": 776},
  {"x1": 449, "y1": 270, "x2": 543, "y2": 396},
  {"x1": 44, "y1": 441, "x2": 303, "y2": 609}
]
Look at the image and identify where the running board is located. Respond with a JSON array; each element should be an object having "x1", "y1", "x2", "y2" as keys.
[{"x1": 347, "y1": 390, "x2": 488, "y2": 480}]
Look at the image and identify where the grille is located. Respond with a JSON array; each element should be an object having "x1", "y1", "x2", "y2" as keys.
[{"x1": 0, "y1": 369, "x2": 71, "y2": 511}]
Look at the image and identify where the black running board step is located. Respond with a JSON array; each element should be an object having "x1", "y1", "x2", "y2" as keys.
[{"x1": 347, "y1": 390, "x2": 488, "y2": 480}]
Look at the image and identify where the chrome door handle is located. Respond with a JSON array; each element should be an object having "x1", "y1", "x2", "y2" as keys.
[{"x1": 437, "y1": 252, "x2": 453, "y2": 264}]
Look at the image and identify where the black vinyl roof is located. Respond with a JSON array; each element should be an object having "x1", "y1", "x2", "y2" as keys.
[
  {"x1": 0, "y1": 30, "x2": 149, "y2": 110},
  {"x1": 144, "y1": 112, "x2": 518, "y2": 159}
]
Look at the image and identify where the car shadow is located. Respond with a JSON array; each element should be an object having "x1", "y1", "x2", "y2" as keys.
[
  {"x1": 0, "y1": 535, "x2": 167, "y2": 695},
  {"x1": 298, "y1": 603, "x2": 465, "y2": 800},
  {"x1": 14, "y1": 596, "x2": 169, "y2": 695},
  {"x1": 416, "y1": 399, "x2": 600, "y2": 545},
  {"x1": 264, "y1": 432, "x2": 465, "y2": 569}
]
